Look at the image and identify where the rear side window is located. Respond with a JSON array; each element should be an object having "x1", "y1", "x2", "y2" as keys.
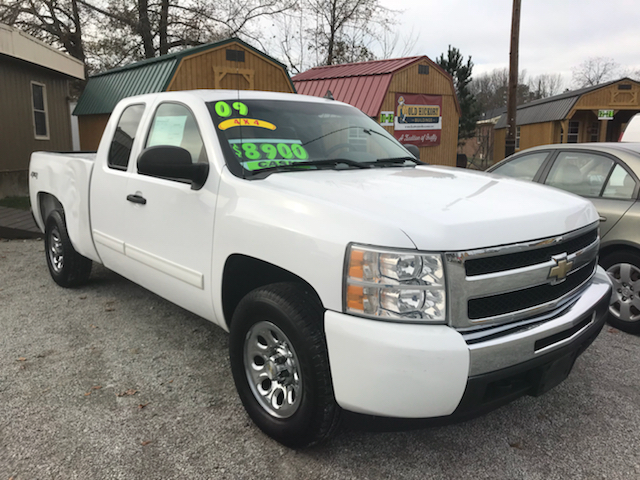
[
  {"x1": 108, "y1": 104, "x2": 145, "y2": 170},
  {"x1": 491, "y1": 152, "x2": 549, "y2": 181},
  {"x1": 544, "y1": 152, "x2": 614, "y2": 197},
  {"x1": 603, "y1": 164, "x2": 636, "y2": 199}
]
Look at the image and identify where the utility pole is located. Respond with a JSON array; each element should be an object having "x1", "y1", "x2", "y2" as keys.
[{"x1": 505, "y1": 0, "x2": 521, "y2": 158}]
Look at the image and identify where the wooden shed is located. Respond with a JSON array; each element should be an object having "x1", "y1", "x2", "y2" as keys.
[
  {"x1": 74, "y1": 38, "x2": 295, "y2": 150},
  {"x1": 494, "y1": 78, "x2": 640, "y2": 161},
  {"x1": 0, "y1": 23, "x2": 85, "y2": 197},
  {"x1": 292, "y1": 56, "x2": 460, "y2": 166}
]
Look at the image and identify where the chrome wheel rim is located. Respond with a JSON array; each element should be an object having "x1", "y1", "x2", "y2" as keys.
[
  {"x1": 606, "y1": 262, "x2": 640, "y2": 324},
  {"x1": 243, "y1": 321, "x2": 302, "y2": 418},
  {"x1": 48, "y1": 226, "x2": 64, "y2": 274}
]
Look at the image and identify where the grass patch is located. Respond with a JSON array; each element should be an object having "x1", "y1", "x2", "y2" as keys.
[{"x1": 0, "y1": 196, "x2": 31, "y2": 211}]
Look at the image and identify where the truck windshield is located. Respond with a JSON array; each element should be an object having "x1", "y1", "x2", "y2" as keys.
[{"x1": 207, "y1": 99, "x2": 419, "y2": 177}]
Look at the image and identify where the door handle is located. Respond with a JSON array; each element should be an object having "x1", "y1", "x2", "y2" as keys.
[{"x1": 127, "y1": 194, "x2": 147, "y2": 205}]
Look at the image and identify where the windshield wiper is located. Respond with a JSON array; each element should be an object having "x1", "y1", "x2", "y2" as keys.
[
  {"x1": 247, "y1": 158, "x2": 370, "y2": 177},
  {"x1": 366, "y1": 156, "x2": 420, "y2": 166}
]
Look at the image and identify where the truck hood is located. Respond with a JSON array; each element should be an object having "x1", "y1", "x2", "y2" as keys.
[{"x1": 261, "y1": 165, "x2": 599, "y2": 251}]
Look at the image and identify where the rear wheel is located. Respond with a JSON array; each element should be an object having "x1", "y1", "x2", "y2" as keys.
[
  {"x1": 229, "y1": 282, "x2": 341, "y2": 448},
  {"x1": 600, "y1": 250, "x2": 640, "y2": 334},
  {"x1": 44, "y1": 211, "x2": 92, "y2": 287}
]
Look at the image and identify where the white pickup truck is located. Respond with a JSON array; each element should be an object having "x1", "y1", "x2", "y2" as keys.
[{"x1": 30, "y1": 90, "x2": 612, "y2": 448}]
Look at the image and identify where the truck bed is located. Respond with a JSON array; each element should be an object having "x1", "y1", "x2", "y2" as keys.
[{"x1": 29, "y1": 151, "x2": 100, "y2": 262}]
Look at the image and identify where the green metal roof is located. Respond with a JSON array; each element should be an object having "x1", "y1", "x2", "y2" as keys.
[{"x1": 73, "y1": 37, "x2": 294, "y2": 116}]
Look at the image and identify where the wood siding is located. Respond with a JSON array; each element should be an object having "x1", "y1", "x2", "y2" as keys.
[
  {"x1": 520, "y1": 122, "x2": 554, "y2": 151},
  {"x1": 494, "y1": 129, "x2": 506, "y2": 161},
  {"x1": 167, "y1": 43, "x2": 294, "y2": 93},
  {"x1": 78, "y1": 114, "x2": 110, "y2": 151},
  {"x1": 381, "y1": 61, "x2": 459, "y2": 166},
  {"x1": 0, "y1": 55, "x2": 73, "y2": 174}
]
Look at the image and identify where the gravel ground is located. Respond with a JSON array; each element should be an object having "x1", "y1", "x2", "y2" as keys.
[{"x1": 1, "y1": 238, "x2": 639, "y2": 479}]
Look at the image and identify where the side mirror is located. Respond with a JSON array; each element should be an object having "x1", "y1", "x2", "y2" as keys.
[
  {"x1": 138, "y1": 145, "x2": 209, "y2": 190},
  {"x1": 403, "y1": 144, "x2": 421, "y2": 161}
]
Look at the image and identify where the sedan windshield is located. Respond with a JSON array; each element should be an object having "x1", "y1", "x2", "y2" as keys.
[{"x1": 207, "y1": 99, "x2": 419, "y2": 177}]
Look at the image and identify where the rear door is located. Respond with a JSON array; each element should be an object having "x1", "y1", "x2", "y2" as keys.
[
  {"x1": 540, "y1": 150, "x2": 638, "y2": 237},
  {"x1": 90, "y1": 103, "x2": 146, "y2": 269},
  {"x1": 119, "y1": 101, "x2": 217, "y2": 320}
]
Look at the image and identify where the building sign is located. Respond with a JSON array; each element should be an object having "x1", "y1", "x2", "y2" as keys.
[
  {"x1": 598, "y1": 109, "x2": 614, "y2": 120},
  {"x1": 379, "y1": 111, "x2": 394, "y2": 126},
  {"x1": 394, "y1": 93, "x2": 442, "y2": 146}
]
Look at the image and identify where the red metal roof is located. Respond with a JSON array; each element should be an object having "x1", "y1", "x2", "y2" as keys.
[
  {"x1": 293, "y1": 56, "x2": 444, "y2": 117},
  {"x1": 292, "y1": 56, "x2": 424, "y2": 81}
]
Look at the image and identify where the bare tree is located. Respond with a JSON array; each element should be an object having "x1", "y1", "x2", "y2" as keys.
[
  {"x1": 378, "y1": 27, "x2": 419, "y2": 60},
  {"x1": 529, "y1": 73, "x2": 563, "y2": 98},
  {"x1": 0, "y1": 0, "x2": 87, "y2": 63},
  {"x1": 572, "y1": 57, "x2": 619, "y2": 87},
  {"x1": 3, "y1": 0, "x2": 298, "y2": 75},
  {"x1": 274, "y1": 0, "x2": 394, "y2": 71}
]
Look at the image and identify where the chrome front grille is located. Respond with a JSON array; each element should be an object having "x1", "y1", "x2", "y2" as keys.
[{"x1": 445, "y1": 222, "x2": 600, "y2": 330}]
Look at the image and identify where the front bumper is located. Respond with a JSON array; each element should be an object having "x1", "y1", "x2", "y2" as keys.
[{"x1": 324, "y1": 267, "x2": 612, "y2": 420}]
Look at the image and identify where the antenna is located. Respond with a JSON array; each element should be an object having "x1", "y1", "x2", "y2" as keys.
[{"x1": 324, "y1": 90, "x2": 334, "y2": 100}]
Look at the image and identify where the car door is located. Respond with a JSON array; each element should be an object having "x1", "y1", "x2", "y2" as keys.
[
  {"x1": 540, "y1": 150, "x2": 638, "y2": 238},
  {"x1": 121, "y1": 101, "x2": 217, "y2": 320},
  {"x1": 90, "y1": 103, "x2": 146, "y2": 270}
]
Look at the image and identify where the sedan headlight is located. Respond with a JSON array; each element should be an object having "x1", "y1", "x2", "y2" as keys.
[{"x1": 344, "y1": 244, "x2": 446, "y2": 323}]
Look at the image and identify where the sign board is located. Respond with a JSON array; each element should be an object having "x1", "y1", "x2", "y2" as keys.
[
  {"x1": 379, "y1": 111, "x2": 394, "y2": 126},
  {"x1": 598, "y1": 109, "x2": 614, "y2": 120},
  {"x1": 393, "y1": 93, "x2": 442, "y2": 146}
]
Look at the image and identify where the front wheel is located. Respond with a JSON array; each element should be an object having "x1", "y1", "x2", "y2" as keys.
[
  {"x1": 600, "y1": 250, "x2": 640, "y2": 334},
  {"x1": 44, "y1": 210, "x2": 92, "y2": 287},
  {"x1": 229, "y1": 283, "x2": 341, "y2": 448}
]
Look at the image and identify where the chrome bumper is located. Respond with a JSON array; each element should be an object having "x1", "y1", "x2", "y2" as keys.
[{"x1": 465, "y1": 266, "x2": 612, "y2": 376}]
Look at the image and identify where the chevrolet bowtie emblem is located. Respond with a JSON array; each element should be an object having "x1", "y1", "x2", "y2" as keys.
[{"x1": 549, "y1": 254, "x2": 573, "y2": 282}]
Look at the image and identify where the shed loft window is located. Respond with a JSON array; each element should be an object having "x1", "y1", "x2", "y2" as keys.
[
  {"x1": 618, "y1": 84, "x2": 632, "y2": 90},
  {"x1": 31, "y1": 82, "x2": 49, "y2": 140},
  {"x1": 226, "y1": 49, "x2": 245, "y2": 62},
  {"x1": 418, "y1": 64, "x2": 429, "y2": 75}
]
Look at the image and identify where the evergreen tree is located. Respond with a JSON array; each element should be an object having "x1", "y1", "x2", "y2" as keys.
[{"x1": 437, "y1": 45, "x2": 480, "y2": 144}]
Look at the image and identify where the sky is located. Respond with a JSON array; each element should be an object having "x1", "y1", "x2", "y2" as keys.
[{"x1": 377, "y1": 0, "x2": 640, "y2": 87}]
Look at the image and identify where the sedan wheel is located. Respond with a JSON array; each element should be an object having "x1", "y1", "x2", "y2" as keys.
[{"x1": 600, "y1": 251, "x2": 640, "y2": 334}]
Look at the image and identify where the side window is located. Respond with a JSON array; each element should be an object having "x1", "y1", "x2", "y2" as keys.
[
  {"x1": 146, "y1": 103, "x2": 207, "y2": 164},
  {"x1": 31, "y1": 82, "x2": 49, "y2": 139},
  {"x1": 108, "y1": 104, "x2": 145, "y2": 170},
  {"x1": 491, "y1": 152, "x2": 548, "y2": 181},
  {"x1": 544, "y1": 152, "x2": 613, "y2": 197},
  {"x1": 602, "y1": 164, "x2": 636, "y2": 199}
]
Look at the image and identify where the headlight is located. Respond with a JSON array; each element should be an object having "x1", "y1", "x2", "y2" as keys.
[{"x1": 344, "y1": 244, "x2": 446, "y2": 323}]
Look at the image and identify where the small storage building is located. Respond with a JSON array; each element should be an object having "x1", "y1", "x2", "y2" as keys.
[
  {"x1": 0, "y1": 23, "x2": 85, "y2": 197},
  {"x1": 292, "y1": 56, "x2": 461, "y2": 166},
  {"x1": 494, "y1": 78, "x2": 640, "y2": 161},
  {"x1": 74, "y1": 38, "x2": 295, "y2": 150}
]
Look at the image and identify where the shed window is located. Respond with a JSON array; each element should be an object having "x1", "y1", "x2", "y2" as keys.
[
  {"x1": 418, "y1": 64, "x2": 429, "y2": 75},
  {"x1": 618, "y1": 84, "x2": 632, "y2": 90},
  {"x1": 589, "y1": 122, "x2": 599, "y2": 142},
  {"x1": 226, "y1": 49, "x2": 245, "y2": 62},
  {"x1": 31, "y1": 82, "x2": 49, "y2": 139},
  {"x1": 568, "y1": 121, "x2": 579, "y2": 143},
  {"x1": 515, "y1": 126, "x2": 521, "y2": 149}
]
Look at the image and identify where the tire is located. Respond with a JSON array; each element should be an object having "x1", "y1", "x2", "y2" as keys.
[
  {"x1": 229, "y1": 282, "x2": 341, "y2": 448},
  {"x1": 44, "y1": 210, "x2": 92, "y2": 288},
  {"x1": 600, "y1": 250, "x2": 640, "y2": 334}
]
